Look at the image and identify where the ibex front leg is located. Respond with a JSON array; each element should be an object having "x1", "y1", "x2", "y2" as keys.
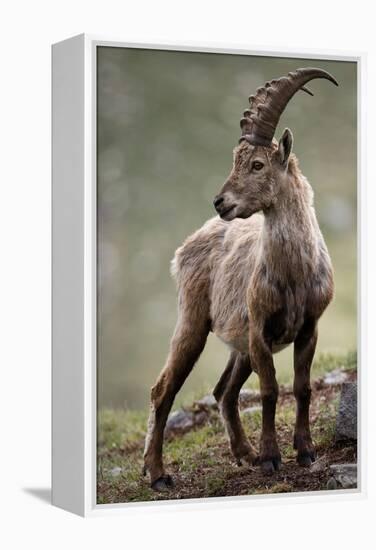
[
  {"x1": 249, "y1": 327, "x2": 281, "y2": 474},
  {"x1": 144, "y1": 314, "x2": 209, "y2": 491},
  {"x1": 293, "y1": 318, "x2": 318, "y2": 466}
]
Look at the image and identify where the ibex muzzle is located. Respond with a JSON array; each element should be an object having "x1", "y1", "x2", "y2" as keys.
[{"x1": 213, "y1": 189, "x2": 237, "y2": 220}]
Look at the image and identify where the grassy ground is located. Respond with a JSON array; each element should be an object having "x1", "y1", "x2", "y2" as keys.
[{"x1": 97, "y1": 351, "x2": 357, "y2": 504}]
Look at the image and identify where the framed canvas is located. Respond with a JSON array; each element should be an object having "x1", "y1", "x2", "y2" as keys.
[{"x1": 52, "y1": 34, "x2": 366, "y2": 516}]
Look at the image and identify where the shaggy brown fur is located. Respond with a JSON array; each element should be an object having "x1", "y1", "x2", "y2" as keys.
[{"x1": 143, "y1": 130, "x2": 334, "y2": 490}]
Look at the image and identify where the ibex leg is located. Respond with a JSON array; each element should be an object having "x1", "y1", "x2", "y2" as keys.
[
  {"x1": 293, "y1": 318, "x2": 318, "y2": 466},
  {"x1": 249, "y1": 325, "x2": 281, "y2": 474},
  {"x1": 215, "y1": 351, "x2": 258, "y2": 466},
  {"x1": 144, "y1": 315, "x2": 209, "y2": 491}
]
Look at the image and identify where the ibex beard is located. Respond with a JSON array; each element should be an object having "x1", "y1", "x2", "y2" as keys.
[{"x1": 144, "y1": 68, "x2": 337, "y2": 491}]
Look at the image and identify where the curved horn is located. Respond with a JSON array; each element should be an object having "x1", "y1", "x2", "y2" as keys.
[{"x1": 240, "y1": 68, "x2": 338, "y2": 147}]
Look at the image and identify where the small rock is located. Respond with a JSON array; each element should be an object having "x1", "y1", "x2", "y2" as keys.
[
  {"x1": 195, "y1": 394, "x2": 218, "y2": 410},
  {"x1": 239, "y1": 388, "x2": 259, "y2": 408},
  {"x1": 329, "y1": 463, "x2": 357, "y2": 489},
  {"x1": 327, "y1": 477, "x2": 338, "y2": 490},
  {"x1": 324, "y1": 368, "x2": 348, "y2": 386},
  {"x1": 194, "y1": 411, "x2": 209, "y2": 427},
  {"x1": 110, "y1": 467, "x2": 122, "y2": 477},
  {"x1": 335, "y1": 382, "x2": 357, "y2": 441},
  {"x1": 241, "y1": 405, "x2": 262, "y2": 416},
  {"x1": 165, "y1": 409, "x2": 195, "y2": 435},
  {"x1": 310, "y1": 455, "x2": 328, "y2": 473}
]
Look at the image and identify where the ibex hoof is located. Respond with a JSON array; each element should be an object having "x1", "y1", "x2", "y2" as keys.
[
  {"x1": 236, "y1": 451, "x2": 259, "y2": 468},
  {"x1": 297, "y1": 450, "x2": 316, "y2": 467},
  {"x1": 151, "y1": 474, "x2": 175, "y2": 492},
  {"x1": 260, "y1": 457, "x2": 281, "y2": 475}
]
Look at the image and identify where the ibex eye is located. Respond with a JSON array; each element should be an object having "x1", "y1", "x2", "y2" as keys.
[{"x1": 252, "y1": 161, "x2": 264, "y2": 171}]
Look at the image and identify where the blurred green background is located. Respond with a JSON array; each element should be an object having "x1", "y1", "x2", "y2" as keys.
[{"x1": 97, "y1": 47, "x2": 357, "y2": 410}]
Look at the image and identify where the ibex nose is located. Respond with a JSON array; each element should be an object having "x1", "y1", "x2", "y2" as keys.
[{"x1": 213, "y1": 196, "x2": 224, "y2": 210}]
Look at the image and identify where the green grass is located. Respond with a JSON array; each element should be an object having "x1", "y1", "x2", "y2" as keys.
[{"x1": 312, "y1": 349, "x2": 357, "y2": 375}]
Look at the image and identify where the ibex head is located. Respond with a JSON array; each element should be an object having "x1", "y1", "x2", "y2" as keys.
[{"x1": 213, "y1": 68, "x2": 338, "y2": 221}]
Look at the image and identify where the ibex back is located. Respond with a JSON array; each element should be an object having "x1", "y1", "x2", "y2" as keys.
[{"x1": 144, "y1": 68, "x2": 337, "y2": 491}]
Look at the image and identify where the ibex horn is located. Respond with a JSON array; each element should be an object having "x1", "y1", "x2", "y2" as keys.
[{"x1": 240, "y1": 67, "x2": 338, "y2": 147}]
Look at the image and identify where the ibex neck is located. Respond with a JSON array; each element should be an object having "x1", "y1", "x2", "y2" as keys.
[{"x1": 261, "y1": 183, "x2": 319, "y2": 281}]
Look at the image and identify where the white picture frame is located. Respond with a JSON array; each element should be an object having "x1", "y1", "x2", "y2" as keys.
[{"x1": 52, "y1": 34, "x2": 366, "y2": 517}]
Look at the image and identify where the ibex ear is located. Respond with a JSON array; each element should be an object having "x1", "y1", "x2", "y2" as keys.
[{"x1": 278, "y1": 128, "x2": 293, "y2": 166}]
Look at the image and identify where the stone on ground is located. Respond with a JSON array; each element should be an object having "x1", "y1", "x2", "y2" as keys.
[
  {"x1": 327, "y1": 464, "x2": 357, "y2": 490},
  {"x1": 239, "y1": 388, "x2": 259, "y2": 408},
  {"x1": 165, "y1": 409, "x2": 208, "y2": 436},
  {"x1": 310, "y1": 455, "x2": 328, "y2": 473},
  {"x1": 165, "y1": 410, "x2": 195, "y2": 435},
  {"x1": 323, "y1": 368, "x2": 348, "y2": 385},
  {"x1": 335, "y1": 382, "x2": 357, "y2": 441},
  {"x1": 241, "y1": 405, "x2": 262, "y2": 416},
  {"x1": 195, "y1": 394, "x2": 218, "y2": 410}
]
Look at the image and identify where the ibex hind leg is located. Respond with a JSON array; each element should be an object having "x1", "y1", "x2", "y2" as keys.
[
  {"x1": 213, "y1": 351, "x2": 237, "y2": 403},
  {"x1": 215, "y1": 352, "x2": 258, "y2": 467},
  {"x1": 143, "y1": 313, "x2": 209, "y2": 491}
]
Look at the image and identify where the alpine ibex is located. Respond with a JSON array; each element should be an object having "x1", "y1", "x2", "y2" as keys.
[{"x1": 144, "y1": 68, "x2": 337, "y2": 491}]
